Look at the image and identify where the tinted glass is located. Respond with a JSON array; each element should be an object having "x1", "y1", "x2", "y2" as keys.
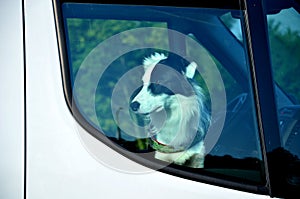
[
  {"x1": 267, "y1": 5, "x2": 300, "y2": 166},
  {"x1": 61, "y1": 3, "x2": 265, "y2": 185}
]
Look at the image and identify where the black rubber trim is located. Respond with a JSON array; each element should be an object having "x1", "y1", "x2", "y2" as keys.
[{"x1": 22, "y1": 0, "x2": 27, "y2": 198}]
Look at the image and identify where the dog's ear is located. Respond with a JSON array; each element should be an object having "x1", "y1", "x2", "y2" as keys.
[
  {"x1": 143, "y1": 53, "x2": 167, "y2": 71},
  {"x1": 184, "y1": 62, "x2": 197, "y2": 79}
]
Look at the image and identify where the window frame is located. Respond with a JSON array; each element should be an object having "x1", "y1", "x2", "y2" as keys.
[
  {"x1": 52, "y1": 0, "x2": 290, "y2": 197},
  {"x1": 244, "y1": 0, "x2": 300, "y2": 198}
]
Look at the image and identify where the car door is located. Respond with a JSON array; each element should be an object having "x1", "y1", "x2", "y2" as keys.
[
  {"x1": 2, "y1": 0, "x2": 298, "y2": 198},
  {"x1": 0, "y1": 0, "x2": 25, "y2": 198}
]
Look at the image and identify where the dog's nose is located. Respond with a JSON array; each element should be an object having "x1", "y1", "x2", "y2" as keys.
[{"x1": 130, "y1": 101, "x2": 140, "y2": 112}]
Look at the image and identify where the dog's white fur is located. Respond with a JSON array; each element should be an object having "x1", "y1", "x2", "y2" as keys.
[{"x1": 131, "y1": 53, "x2": 209, "y2": 168}]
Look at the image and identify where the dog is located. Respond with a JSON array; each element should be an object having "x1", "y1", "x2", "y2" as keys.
[{"x1": 130, "y1": 52, "x2": 210, "y2": 168}]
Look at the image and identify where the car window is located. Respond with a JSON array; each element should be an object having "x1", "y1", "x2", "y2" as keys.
[
  {"x1": 220, "y1": 12, "x2": 243, "y2": 42},
  {"x1": 58, "y1": 2, "x2": 266, "y2": 190},
  {"x1": 267, "y1": 7, "x2": 300, "y2": 158}
]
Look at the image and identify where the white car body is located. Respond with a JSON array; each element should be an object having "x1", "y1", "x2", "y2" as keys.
[{"x1": 0, "y1": 0, "x2": 276, "y2": 198}]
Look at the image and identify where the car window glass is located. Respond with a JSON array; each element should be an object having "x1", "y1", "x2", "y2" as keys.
[
  {"x1": 220, "y1": 12, "x2": 243, "y2": 42},
  {"x1": 267, "y1": 7, "x2": 300, "y2": 158},
  {"x1": 61, "y1": 3, "x2": 265, "y2": 186}
]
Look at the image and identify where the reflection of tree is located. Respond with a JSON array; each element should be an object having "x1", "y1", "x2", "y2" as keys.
[
  {"x1": 204, "y1": 154, "x2": 264, "y2": 183},
  {"x1": 205, "y1": 147, "x2": 300, "y2": 197},
  {"x1": 68, "y1": 15, "x2": 300, "y2": 150},
  {"x1": 268, "y1": 19, "x2": 300, "y2": 102},
  {"x1": 266, "y1": 147, "x2": 300, "y2": 198},
  {"x1": 67, "y1": 19, "x2": 167, "y2": 76},
  {"x1": 67, "y1": 19, "x2": 167, "y2": 140},
  {"x1": 67, "y1": 16, "x2": 244, "y2": 146}
]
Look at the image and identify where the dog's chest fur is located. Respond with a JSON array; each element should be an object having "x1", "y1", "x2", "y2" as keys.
[{"x1": 130, "y1": 52, "x2": 209, "y2": 168}]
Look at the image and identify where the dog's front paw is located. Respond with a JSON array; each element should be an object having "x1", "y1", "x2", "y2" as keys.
[
  {"x1": 186, "y1": 153, "x2": 205, "y2": 168},
  {"x1": 173, "y1": 151, "x2": 193, "y2": 165}
]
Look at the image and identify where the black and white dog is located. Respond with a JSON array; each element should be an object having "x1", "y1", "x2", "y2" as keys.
[{"x1": 130, "y1": 52, "x2": 210, "y2": 168}]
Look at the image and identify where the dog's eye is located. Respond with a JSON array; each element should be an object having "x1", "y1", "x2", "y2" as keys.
[{"x1": 148, "y1": 83, "x2": 174, "y2": 95}]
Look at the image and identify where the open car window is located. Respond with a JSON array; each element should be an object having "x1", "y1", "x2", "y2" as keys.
[{"x1": 57, "y1": 2, "x2": 267, "y2": 193}]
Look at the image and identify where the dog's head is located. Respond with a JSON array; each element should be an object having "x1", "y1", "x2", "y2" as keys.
[{"x1": 130, "y1": 52, "x2": 198, "y2": 114}]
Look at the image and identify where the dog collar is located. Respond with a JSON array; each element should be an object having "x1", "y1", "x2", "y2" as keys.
[
  {"x1": 150, "y1": 131, "x2": 204, "y2": 153},
  {"x1": 150, "y1": 137, "x2": 185, "y2": 153}
]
